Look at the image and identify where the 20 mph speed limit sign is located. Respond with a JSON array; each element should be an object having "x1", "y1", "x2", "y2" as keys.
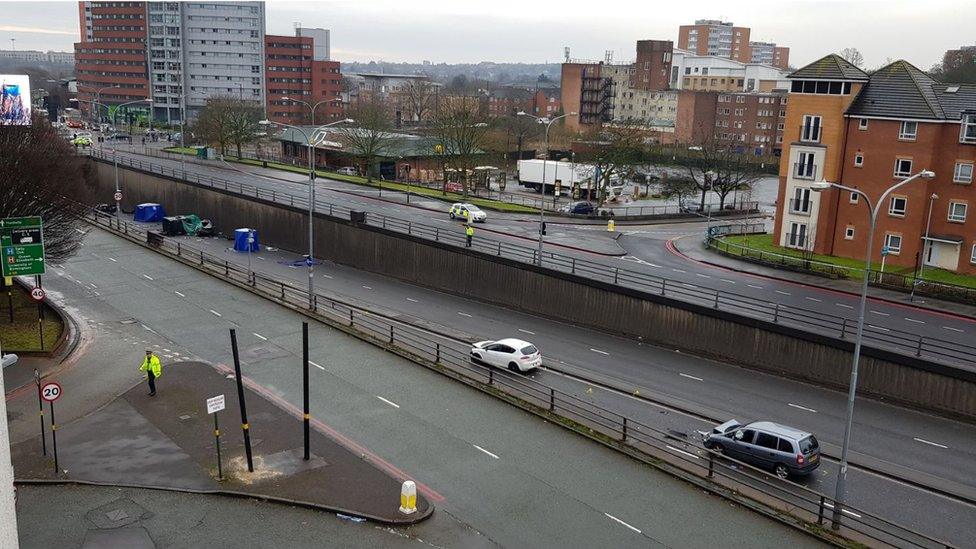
[{"x1": 40, "y1": 382, "x2": 62, "y2": 402}]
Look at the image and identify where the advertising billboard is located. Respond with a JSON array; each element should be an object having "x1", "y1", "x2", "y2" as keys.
[{"x1": 0, "y1": 74, "x2": 32, "y2": 126}]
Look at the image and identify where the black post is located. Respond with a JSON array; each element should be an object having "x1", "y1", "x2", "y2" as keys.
[
  {"x1": 229, "y1": 329, "x2": 254, "y2": 472},
  {"x1": 214, "y1": 412, "x2": 223, "y2": 480},
  {"x1": 302, "y1": 321, "x2": 310, "y2": 461},
  {"x1": 6, "y1": 286, "x2": 12, "y2": 323},
  {"x1": 36, "y1": 276, "x2": 44, "y2": 350},
  {"x1": 50, "y1": 401, "x2": 59, "y2": 476},
  {"x1": 34, "y1": 370, "x2": 46, "y2": 456}
]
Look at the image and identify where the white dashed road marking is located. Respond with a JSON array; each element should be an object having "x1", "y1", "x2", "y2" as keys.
[
  {"x1": 253, "y1": 333, "x2": 267, "y2": 341},
  {"x1": 457, "y1": 312, "x2": 472, "y2": 317},
  {"x1": 748, "y1": 284, "x2": 764, "y2": 289},
  {"x1": 376, "y1": 396, "x2": 400, "y2": 409},
  {"x1": 309, "y1": 360, "x2": 325, "y2": 370},
  {"x1": 679, "y1": 373, "x2": 703, "y2": 382},
  {"x1": 604, "y1": 513, "x2": 642, "y2": 534},
  {"x1": 108, "y1": 257, "x2": 117, "y2": 262},
  {"x1": 870, "y1": 310, "x2": 890, "y2": 316},
  {"x1": 671, "y1": 268, "x2": 686, "y2": 273},
  {"x1": 913, "y1": 437, "x2": 948, "y2": 449},
  {"x1": 836, "y1": 303, "x2": 854, "y2": 309},
  {"x1": 142, "y1": 274, "x2": 153, "y2": 280},
  {"x1": 695, "y1": 273, "x2": 710, "y2": 278},
  {"x1": 590, "y1": 348, "x2": 610, "y2": 356},
  {"x1": 406, "y1": 298, "x2": 419, "y2": 303},
  {"x1": 362, "y1": 285, "x2": 372, "y2": 290},
  {"x1": 904, "y1": 318, "x2": 925, "y2": 324},
  {"x1": 943, "y1": 326, "x2": 964, "y2": 332},
  {"x1": 788, "y1": 403, "x2": 818, "y2": 413},
  {"x1": 720, "y1": 279, "x2": 736, "y2": 284},
  {"x1": 775, "y1": 290, "x2": 790, "y2": 295},
  {"x1": 868, "y1": 324, "x2": 890, "y2": 332},
  {"x1": 666, "y1": 445, "x2": 700, "y2": 460},
  {"x1": 174, "y1": 291, "x2": 185, "y2": 297},
  {"x1": 805, "y1": 297, "x2": 822, "y2": 302},
  {"x1": 518, "y1": 329, "x2": 535, "y2": 335},
  {"x1": 209, "y1": 309, "x2": 222, "y2": 317},
  {"x1": 472, "y1": 444, "x2": 499, "y2": 459}
]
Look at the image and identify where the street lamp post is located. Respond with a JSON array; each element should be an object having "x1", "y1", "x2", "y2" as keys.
[
  {"x1": 517, "y1": 110, "x2": 577, "y2": 265},
  {"x1": 911, "y1": 192, "x2": 939, "y2": 302},
  {"x1": 110, "y1": 99, "x2": 153, "y2": 216},
  {"x1": 258, "y1": 118, "x2": 354, "y2": 308},
  {"x1": 79, "y1": 85, "x2": 120, "y2": 125},
  {"x1": 282, "y1": 96, "x2": 336, "y2": 127},
  {"x1": 179, "y1": 91, "x2": 209, "y2": 177},
  {"x1": 810, "y1": 169, "x2": 935, "y2": 529}
]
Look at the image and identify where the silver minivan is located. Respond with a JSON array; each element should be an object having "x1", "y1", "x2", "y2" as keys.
[{"x1": 702, "y1": 420, "x2": 821, "y2": 478}]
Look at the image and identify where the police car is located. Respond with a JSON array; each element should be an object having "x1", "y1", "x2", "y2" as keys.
[{"x1": 449, "y1": 203, "x2": 487, "y2": 223}]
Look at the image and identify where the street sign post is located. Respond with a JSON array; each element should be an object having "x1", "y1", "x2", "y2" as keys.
[
  {"x1": 40, "y1": 381, "x2": 61, "y2": 475},
  {"x1": 30, "y1": 287, "x2": 44, "y2": 301},
  {"x1": 113, "y1": 192, "x2": 122, "y2": 202},
  {"x1": 0, "y1": 216, "x2": 45, "y2": 277},
  {"x1": 207, "y1": 394, "x2": 225, "y2": 480},
  {"x1": 34, "y1": 369, "x2": 46, "y2": 456}
]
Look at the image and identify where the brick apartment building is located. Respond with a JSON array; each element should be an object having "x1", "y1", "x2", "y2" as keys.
[
  {"x1": 677, "y1": 19, "x2": 789, "y2": 70},
  {"x1": 774, "y1": 54, "x2": 976, "y2": 274},
  {"x1": 484, "y1": 87, "x2": 561, "y2": 118},
  {"x1": 676, "y1": 89, "x2": 786, "y2": 153},
  {"x1": 74, "y1": 1, "x2": 150, "y2": 120},
  {"x1": 265, "y1": 33, "x2": 342, "y2": 124},
  {"x1": 631, "y1": 40, "x2": 673, "y2": 92}
]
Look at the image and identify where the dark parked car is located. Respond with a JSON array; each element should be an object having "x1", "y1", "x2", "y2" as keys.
[
  {"x1": 701, "y1": 419, "x2": 821, "y2": 478},
  {"x1": 560, "y1": 201, "x2": 595, "y2": 215}
]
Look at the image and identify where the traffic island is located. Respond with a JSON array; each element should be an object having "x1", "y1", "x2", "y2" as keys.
[{"x1": 10, "y1": 360, "x2": 433, "y2": 525}]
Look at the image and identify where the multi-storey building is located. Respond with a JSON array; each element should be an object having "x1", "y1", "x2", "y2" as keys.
[
  {"x1": 74, "y1": 1, "x2": 150, "y2": 121},
  {"x1": 146, "y1": 1, "x2": 183, "y2": 122},
  {"x1": 530, "y1": 88, "x2": 561, "y2": 117},
  {"x1": 677, "y1": 19, "x2": 789, "y2": 69},
  {"x1": 265, "y1": 31, "x2": 342, "y2": 124},
  {"x1": 773, "y1": 54, "x2": 976, "y2": 274},
  {"x1": 561, "y1": 61, "x2": 613, "y2": 131},
  {"x1": 670, "y1": 48, "x2": 789, "y2": 92},
  {"x1": 0, "y1": 50, "x2": 75, "y2": 64},
  {"x1": 630, "y1": 40, "x2": 673, "y2": 92},
  {"x1": 485, "y1": 87, "x2": 533, "y2": 117}
]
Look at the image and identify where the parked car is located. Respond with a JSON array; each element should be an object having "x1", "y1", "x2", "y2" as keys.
[
  {"x1": 449, "y1": 203, "x2": 487, "y2": 223},
  {"x1": 701, "y1": 419, "x2": 821, "y2": 479},
  {"x1": 470, "y1": 338, "x2": 541, "y2": 373},
  {"x1": 559, "y1": 201, "x2": 595, "y2": 215},
  {"x1": 107, "y1": 133, "x2": 131, "y2": 141},
  {"x1": 336, "y1": 166, "x2": 358, "y2": 176}
]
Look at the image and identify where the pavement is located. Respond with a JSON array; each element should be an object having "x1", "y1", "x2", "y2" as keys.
[{"x1": 8, "y1": 226, "x2": 824, "y2": 548}]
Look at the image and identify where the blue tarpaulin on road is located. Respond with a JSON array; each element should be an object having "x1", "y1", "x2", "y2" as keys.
[
  {"x1": 134, "y1": 203, "x2": 165, "y2": 222},
  {"x1": 233, "y1": 228, "x2": 259, "y2": 252}
]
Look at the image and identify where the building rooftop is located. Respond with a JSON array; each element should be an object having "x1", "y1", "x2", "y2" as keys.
[
  {"x1": 846, "y1": 60, "x2": 976, "y2": 120},
  {"x1": 788, "y1": 54, "x2": 869, "y2": 82}
]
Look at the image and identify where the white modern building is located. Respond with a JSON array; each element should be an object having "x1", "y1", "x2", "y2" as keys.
[
  {"x1": 669, "y1": 48, "x2": 789, "y2": 92},
  {"x1": 295, "y1": 26, "x2": 330, "y2": 61},
  {"x1": 0, "y1": 50, "x2": 74, "y2": 64}
]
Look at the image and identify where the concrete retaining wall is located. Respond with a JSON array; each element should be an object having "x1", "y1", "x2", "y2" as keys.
[{"x1": 91, "y1": 159, "x2": 976, "y2": 420}]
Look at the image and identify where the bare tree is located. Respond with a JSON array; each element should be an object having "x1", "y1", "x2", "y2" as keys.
[
  {"x1": 502, "y1": 114, "x2": 540, "y2": 163},
  {"x1": 840, "y1": 47, "x2": 865, "y2": 68},
  {"x1": 341, "y1": 97, "x2": 399, "y2": 183},
  {"x1": 681, "y1": 136, "x2": 764, "y2": 211},
  {"x1": 192, "y1": 96, "x2": 236, "y2": 155},
  {"x1": 431, "y1": 97, "x2": 492, "y2": 196},
  {"x1": 227, "y1": 101, "x2": 264, "y2": 158},
  {"x1": 575, "y1": 122, "x2": 644, "y2": 205},
  {"x1": 0, "y1": 117, "x2": 89, "y2": 263},
  {"x1": 403, "y1": 79, "x2": 437, "y2": 124}
]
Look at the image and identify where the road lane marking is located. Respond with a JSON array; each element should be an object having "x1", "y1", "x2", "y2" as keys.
[
  {"x1": 775, "y1": 290, "x2": 790, "y2": 295},
  {"x1": 75, "y1": 228, "x2": 86, "y2": 234},
  {"x1": 748, "y1": 284, "x2": 763, "y2": 289},
  {"x1": 457, "y1": 312, "x2": 472, "y2": 317},
  {"x1": 904, "y1": 318, "x2": 925, "y2": 324},
  {"x1": 679, "y1": 373, "x2": 703, "y2": 382},
  {"x1": 362, "y1": 285, "x2": 372, "y2": 290},
  {"x1": 867, "y1": 324, "x2": 890, "y2": 332},
  {"x1": 805, "y1": 297, "x2": 822, "y2": 302},
  {"x1": 604, "y1": 513, "x2": 642, "y2": 534},
  {"x1": 720, "y1": 279, "x2": 736, "y2": 284},
  {"x1": 323, "y1": 274, "x2": 333, "y2": 279},
  {"x1": 836, "y1": 303, "x2": 854, "y2": 309},
  {"x1": 943, "y1": 326, "x2": 964, "y2": 332},
  {"x1": 590, "y1": 348, "x2": 610, "y2": 355},
  {"x1": 376, "y1": 396, "x2": 400, "y2": 409},
  {"x1": 309, "y1": 360, "x2": 325, "y2": 370},
  {"x1": 518, "y1": 329, "x2": 535, "y2": 335},
  {"x1": 406, "y1": 298, "x2": 419, "y2": 303},
  {"x1": 788, "y1": 403, "x2": 818, "y2": 413},
  {"x1": 666, "y1": 445, "x2": 700, "y2": 460},
  {"x1": 913, "y1": 437, "x2": 948, "y2": 449},
  {"x1": 209, "y1": 309, "x2": 222, "y2": 317},
  {"x1": 253, "y1": 332, "x2": 267, "y2": 341},
  {"x1": 142, "y1": 274, "x2": 153, "y2": 280},
  {"x1": 695, "y1": 273, "x2": 711, "y2": 278},
  {"x1": 870, "y1": 310, "x2": 890, "y2": 316},
  {"x1": 472, "y1": 444, "x2": 499, "y2": 459},
  {"x1": 671, "y1": 268, "x2": 686, "y2": 273},
  {"x1": 107, "y1": 257, "x2": 117, "y2": 262},
  {"x1": 174, "y1": 291, "x2": 185, "y2": 297}
]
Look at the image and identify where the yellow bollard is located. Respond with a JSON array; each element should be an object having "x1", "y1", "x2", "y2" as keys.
[
  {"x1": 607, "y1": 219, "x2": 616, "y2": 232},
  {"x1": 399, "y1": 480, "x2": 417, "y2": 514}
]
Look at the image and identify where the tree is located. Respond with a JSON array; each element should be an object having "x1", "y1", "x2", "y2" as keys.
[
  {"x1": 680, "y1": 136, "x2": 764, "y2": 211},
  {"x1": 840, "y1": 47, "x2": 864, "y2": 68},
  {"x1": 227, "y1": 101, "x2": 263, "y2": 158},
  {"x1": 502, "y1": 114, "x2": 541, "y2": 162},
  {"x1": 575, "y1": 122, "x2": 644, "y2": 205},
  {"x1": 0, "y1": 117, "x2": 90, "y2": 264},
  {"x1": 403, "y1": 79, "x2": 437, "y2": 124},
  {"x1": 342, "y1": 97, "x2": 399, "y2": 183},
  {"x1": 431, "y1": 97, "x2": 492, "y2": 196},
  {"x1": 192, "y1": 96, "x2": 236, "y2": 156},
  {"x1": 447, "y1": 74, "x2": 469, "y2": 92}
]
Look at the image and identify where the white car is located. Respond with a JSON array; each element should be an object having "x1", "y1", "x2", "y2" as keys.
[
  {"x1": 450, "y1": 203, "x2": 487, "y2": 223},
  {"x1": 470, "y1": 338, "x2": 541, "y2": 372},
  {"x1": 336, "y1": 166, "x2": 358, "y2": 176}
]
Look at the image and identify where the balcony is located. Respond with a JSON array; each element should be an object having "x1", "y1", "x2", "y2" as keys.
[
  {"x1": 799, "y1": 124, "x2": 821, "y2": 143},
  {"x1": 793, "y1": 162, "x2": 817, "y2": 180},
  {"x1": 788, "y1": 199, "x2": 812, "y2": 215}
]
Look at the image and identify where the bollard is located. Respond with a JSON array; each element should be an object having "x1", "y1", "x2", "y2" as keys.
[
  {"x1": 607, "y1": 219, "x2": 615, "y2": 232},
  {"x1": 399, "y1": 480, "x2": 417, "y2": 514}
]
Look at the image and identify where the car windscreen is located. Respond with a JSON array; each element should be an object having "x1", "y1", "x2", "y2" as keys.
[
  {"x1": 520, "y1": 345, "x2": 538, "y2": 355},
  {"x1": 799, "y1": 435, "x2": 819, "y2": 454},
  {"x1": 467, "y1": 206, "x2": 483, "y2": 212}
]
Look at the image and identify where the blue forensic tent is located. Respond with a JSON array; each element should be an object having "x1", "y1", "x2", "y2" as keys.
[
  {"x1": 134, "y1": 203, "x2": 165, "y2": 222},
  {"x1": 233, "y1": 228, "x2": 259, "y2": 252}
]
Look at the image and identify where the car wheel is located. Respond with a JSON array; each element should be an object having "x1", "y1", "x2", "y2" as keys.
[
  {"x1": 450, "y1": 213, "x2": 455, "y2": 219},
  {"x1": 508, "y1": 362, "x2": 520, "y2": 373},
  {"x1": 774, "y1": 463, "x2": 790, "y2": 479}
]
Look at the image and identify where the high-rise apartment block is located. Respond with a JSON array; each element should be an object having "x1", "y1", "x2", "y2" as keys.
[
  {"x1": 677, "y1": 19, "x2": 789, "y2": 69},
  {"x1": 265, "y1": 31, "x2": 342, "y2": 124}
]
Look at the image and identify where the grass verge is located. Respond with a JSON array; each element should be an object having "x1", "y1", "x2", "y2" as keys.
[{"x1": 0, "y1": 284, "x2": 63, "y2": 351}]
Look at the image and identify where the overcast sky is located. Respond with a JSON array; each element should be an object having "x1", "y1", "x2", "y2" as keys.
[{"x1": 1, "y1": 0, "x2": 972, "y2": 70}]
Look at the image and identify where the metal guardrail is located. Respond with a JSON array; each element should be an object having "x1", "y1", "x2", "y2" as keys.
[
  {"x1": 81, "y1": 207, "x2": 955, "y2": 549},
  {"x1": 87, "y1": 148, "x2": 976, "y2": 369},
  {"x1": 606, "y1": 201, "x2": 760, "y2": 218}
]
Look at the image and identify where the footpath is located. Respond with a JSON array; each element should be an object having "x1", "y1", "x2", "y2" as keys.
[{"x1": 671, "y1": 233, "x2": 976, "y2": 319}]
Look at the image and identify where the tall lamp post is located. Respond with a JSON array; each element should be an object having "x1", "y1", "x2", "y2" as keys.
[
  {"x1": 911, "y1": 192, "x2": 939, "y2": 302},
  {"x1": 282, "y1": 96, "x2": 336, "y2": 127},
  {"x1": 110, "y1": 99, "x2": 153, "y2": 216},
  {"x1": 178, "y1": 90, "x2": 209, "y2": 177},
  {"x1": 78, "y1": 85, "x2": 120, "y2": 125},
  {"x1": 516, "y1": 110, "x2": 577, "y2": 265},
  {"x1": 810, "y1": 168, "x2": 935, "y2": 529},
  {"x1": 258, "y1": 118, "x2": 354, "y2": 308}
]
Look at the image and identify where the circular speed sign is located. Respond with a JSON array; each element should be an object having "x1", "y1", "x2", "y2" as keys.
[
  {"x1": 114, "y1": 192, "x2": 123, "y2": 201},
  {"x1": 30, "y1": 287, "x2": 45, "y2": 301},
  {"x1": 40, "y1": 382, "x2": 62, "y2": 402}
]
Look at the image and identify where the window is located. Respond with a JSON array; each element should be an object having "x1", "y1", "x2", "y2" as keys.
[
  {"x1": 801, "y1": 115, "x2": 821, "y2": 142},
  {"x1": 889, "y1": 196, "x2": 907, "y2": 217},
  {"x1": 858, "y1": 118, "x2": 868, "y2": 130},
  {"x1": 961, "y1": 113, "x2": 976, "y2": 143},
  {"x1": 795, "y1": 151, "x2": 815, "y2": 179},
  {"x1": 845, "y1": 226, "x2": 855, "y2": 240},
  {"x1": 894, "y1": 158, "x2": 913, "y2": 178},
  {"x1": 777, "y1": 438, "x2": 795, "y2": 453},
  {"x1": 755, "y1": 433, "x2": 779, "y2": 450},
  {"x1": 954, "y1": 162, "x2": 974, "y2": 183},
  {"x1": 850, "y1": 192, "x2": 859, "y2": 204},
  {"x1": 899, "y1": 121, "x2": 917, "y2": 140},
  {"x1": 971, "y1": 243, "x2": 976, "y2": 264},
  {"x1": 854, "y1": 153, "x2": 863, "y2": 167},
  {"x1": 736, "y1": 429, "x2": 757, "y2": 444},
  {"x1": 791, "y1": 187, "x2": 811, "y2": 214},
  {"x1": 884, "y1": 233, "x2": 902, "y2": 254},
  {"x1": 948, "y1": 202, "x2": 968, "y2": 222},
  {"x1": 787, "y1": 222, "x2": 808, "y2": 248}
]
